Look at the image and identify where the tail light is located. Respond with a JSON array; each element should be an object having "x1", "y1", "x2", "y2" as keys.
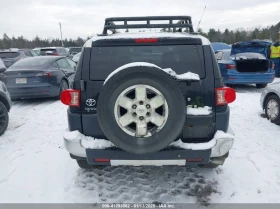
[
  {"x1": 60, "y1": 89, "x2": 80, "y2": 107},
  {"x1": 94, "y1": 158, "x2": 110, "y2": 162},
  {"x1": 135, "y1": 38, "x2": 158, "y2": 43},
  {"x1": 215, "y1": 87, "x2": 236, "y2": 106},
  {"x1": 52, "y1": 53, "x2": 59, "y2": 56},
  {"x1": 36, "y1": 72, "x2": 52, "y2": 77},
  {"x1": 272, "y1": 63, "x2": 275, "y2": 69},
  {"x1": 226, "y1": 64, "x2": 236, "y2": 70}
]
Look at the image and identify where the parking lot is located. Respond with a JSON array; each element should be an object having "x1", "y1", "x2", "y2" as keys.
[{"x1": 0, "y1": 80, "x2": 279, "y2": 204}]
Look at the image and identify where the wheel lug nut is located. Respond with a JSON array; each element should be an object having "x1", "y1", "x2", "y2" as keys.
[
  {"x1": 146, "y1": 104, "x2": 150, "y2": 109},
  {"x1": 132, "y1": 105, "x2": 137, "y2": 109},
  {"x1": 139, "y1": 116, "x2": 144, "y2": 120}
]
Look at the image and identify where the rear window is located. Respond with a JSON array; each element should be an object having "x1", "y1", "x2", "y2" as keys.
[
  {"x1": 40, "y1": 49, "x2": 56, "y2": 55},
  {"x1": 0, "y1": 52, "x2": 20, "y2": 59},
  {"x1": 90, "y1": 45, "x2": 205, "y2": 80},
  {"x1": 11, "y1": 57, "x2": 50, "y2": 68}
]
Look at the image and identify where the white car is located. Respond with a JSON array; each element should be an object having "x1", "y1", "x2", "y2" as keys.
[
  {"x1": 72, "y1": 52, "x2": 81, "y2": 63},
  {"x1": 260, "y1": 82, "x2": 280, "y2": 124}
]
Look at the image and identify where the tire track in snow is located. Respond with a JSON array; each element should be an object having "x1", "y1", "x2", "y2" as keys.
[{"x1": 66, "y1": 166, "x2": 219, "y2": 205}]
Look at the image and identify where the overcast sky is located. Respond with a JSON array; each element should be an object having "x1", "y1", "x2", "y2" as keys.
[{"x1": 0, "y1": 0, "x2": 279, "y2": 40}]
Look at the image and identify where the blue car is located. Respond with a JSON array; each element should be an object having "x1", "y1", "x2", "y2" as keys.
[
  {"x1": 211, "y1": 42, "x2": 231, "y2": 52},
  {"x1": 215, "y1": 41, "x2": 275, "y2": 88}
]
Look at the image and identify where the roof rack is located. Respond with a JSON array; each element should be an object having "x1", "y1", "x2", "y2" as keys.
[{"x1": 102, "y1": 16, "x2": 194, "y2": 35}]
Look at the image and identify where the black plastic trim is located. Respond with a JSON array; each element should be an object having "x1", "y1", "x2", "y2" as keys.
[
  {"x1": 86, "y1": 147, "x2": 210, "y2": 165},
  {"x1": 91, "y1": 38, "x2": 202, "y2": 47}
]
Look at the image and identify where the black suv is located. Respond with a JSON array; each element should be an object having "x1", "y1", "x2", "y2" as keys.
[{"x1": 61, "y1": 16, "x2": 236, "y2": 169}]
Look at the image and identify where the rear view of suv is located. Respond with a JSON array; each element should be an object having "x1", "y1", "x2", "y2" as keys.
[
  {"x1": 0, "y1": 49, "x2": 39, "y2": 68},
  {"x1": 61, "y1": 16, "x2": 236, "y2": 169}
]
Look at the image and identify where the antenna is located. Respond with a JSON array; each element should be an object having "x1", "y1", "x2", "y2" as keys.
[{"x1": 196, "y1": 6, "x2": 207, "y2": 32}]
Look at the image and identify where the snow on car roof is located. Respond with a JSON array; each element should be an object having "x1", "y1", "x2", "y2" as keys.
[{"x1": 84, "y1": 32, "x2": 210, "y2": 47}]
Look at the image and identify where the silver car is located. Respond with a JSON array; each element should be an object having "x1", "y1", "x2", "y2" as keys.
[{"x1": 260, "y1": 81, "x2": 280, "y2": 124}]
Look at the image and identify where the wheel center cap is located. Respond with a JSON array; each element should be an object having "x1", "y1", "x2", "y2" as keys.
[{"x1": 136, "y1": 105, "x2": 148, "y2": 116}]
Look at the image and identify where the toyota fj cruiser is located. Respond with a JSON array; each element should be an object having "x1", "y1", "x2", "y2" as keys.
[{"x1": 61, "y1": 16, "x2": 236, "y2": 169}]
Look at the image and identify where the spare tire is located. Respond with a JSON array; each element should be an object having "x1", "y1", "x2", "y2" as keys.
[{"x1": 97, "y1": 66, "x2": 186, "y2": 154}]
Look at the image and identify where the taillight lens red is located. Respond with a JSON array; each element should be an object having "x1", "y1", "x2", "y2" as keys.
[
  {"x1": 135, "y1": 38, "x2": 158, "y2": 43},
  {"x1": 60, "y1": 89, "x2": 80, "y2": 107},
  {"x1": 94, "y1": 158, "x2": 110, "y2": 162},
  {"x1": 215, "y1": 87, "x2": 236, "y2": 106},
  {"x1": 36, "y1": 72, "x2": 52, "y2": 77},
  {"x1": 272, "y1": 63, "x2": 275, "y2": 69},
  {"x1": 226, "y1": 64, "x2": 236, "y2": 70}
]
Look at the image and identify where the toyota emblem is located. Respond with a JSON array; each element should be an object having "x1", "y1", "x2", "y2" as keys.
[{"x1": 86, "y1": 99, "x2": 96, "y2": 107}]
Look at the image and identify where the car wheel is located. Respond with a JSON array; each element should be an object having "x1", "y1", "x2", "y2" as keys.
[
  {"x1": 97, "y1": 66, "x2": 186, "y2": 154},
  {"x1": 57, "y1": 80, "x2": 69, "y2": 99},
  {"x1": 76, "y1": 160, "x2": 103, "y2": 169},
  {"x1": 0, "y1": 101, "x2": 9, "y2": 136},
  {"x1": 256, "y1": 84, "x2": 267, "y2": 88},
  {"x1": 265, "y1": 95, "x2": 280, "y2": 125}
]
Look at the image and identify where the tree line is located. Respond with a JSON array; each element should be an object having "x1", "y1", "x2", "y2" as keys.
[
  {"x1": 0, "y1": 21, "x2": 279, "y2": 49},
  {"x1": 0, "y1": 35, "x2": 88, "y2": 49},
  {"x1": 198, "y1": 21, "x2": 280, "y2": 44}
]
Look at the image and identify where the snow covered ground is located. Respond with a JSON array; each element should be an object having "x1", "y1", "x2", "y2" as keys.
[{"x1": 0, "y1": 79, "x2": 280, "y2": 204}]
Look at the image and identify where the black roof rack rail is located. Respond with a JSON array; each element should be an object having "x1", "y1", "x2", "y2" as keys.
[{"x1": 102, "y1": 16, "x2": 194, "y2": 35}]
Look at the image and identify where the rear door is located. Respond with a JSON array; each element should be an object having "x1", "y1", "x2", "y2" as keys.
[{"x1": 56, "y1": 58, "x2": 75, "y2": 77}]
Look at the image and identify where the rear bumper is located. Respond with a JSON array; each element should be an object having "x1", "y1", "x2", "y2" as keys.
[
  {"x1": 7, "y1": 85, "x2": 58, "y2": 99},
  {"x1": 223, "y1": 72, "x2": 275, "y2": 84},
  {"x1": 63, "y1": 128, "x2": 234, "y2": 166}
]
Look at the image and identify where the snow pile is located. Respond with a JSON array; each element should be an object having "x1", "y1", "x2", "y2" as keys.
[
  {"x1": 104, "y1": 62, "x2": 200, "y2": 84},
  {"x1": 63, "y1": 130, "x2": 115, "y2": 149},
  {"x1": 187, "y1": 106, "x2": 212, "y2": 115},
  {"x1": 81, "y1": 136, "x2": 115, "y2": 149},
  {"x1": 170, "y1": 130, "x2": 234, "y2": 150},
  {"x1": 162, "y1": 68, "x2": 200, "y2": 80}
]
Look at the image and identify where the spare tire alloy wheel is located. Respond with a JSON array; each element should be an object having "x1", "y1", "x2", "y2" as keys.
[
  {"x1": 97, "y1": 67, "x2": 186, "y2": 154},
  {"x1": 114, "y1": 84, "x2": 169, "y2": 137}
]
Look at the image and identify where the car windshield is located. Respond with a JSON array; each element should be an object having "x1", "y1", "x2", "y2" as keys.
[
  {"x1": 69, "y1": 48, "x2": 81, "y2": 53},
  {"x1": 230, "y1": 52, "x2": 265, "y2": 60},
  {"x1": 10, "y1": 57, "x2": 50, "y2": 68},
  {"x1": 0, "y1": 52, "x2": 20, "y2": 58}
]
